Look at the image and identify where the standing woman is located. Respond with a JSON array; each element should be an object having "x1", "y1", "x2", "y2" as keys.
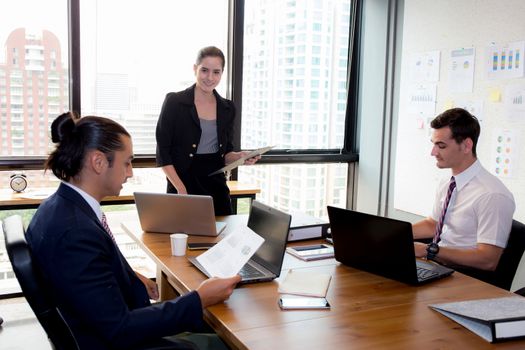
[{"x1": 156, "y1": 46, "x2": 258, "y2": 215}]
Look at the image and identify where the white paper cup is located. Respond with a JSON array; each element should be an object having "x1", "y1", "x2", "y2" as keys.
[{"x1": 170, "y1": 233, "x2": 188, "y2": 256}]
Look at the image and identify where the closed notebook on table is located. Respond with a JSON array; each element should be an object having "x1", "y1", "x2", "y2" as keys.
[{"x1": 278, "y1": 269, "x2": 332, "y2": 297}]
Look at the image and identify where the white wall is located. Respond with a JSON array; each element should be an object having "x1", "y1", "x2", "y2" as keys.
[{"x1": 392, "y1": 0, "x2": 525, "y2": 221}]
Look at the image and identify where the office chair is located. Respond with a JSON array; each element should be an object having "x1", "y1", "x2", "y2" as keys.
[
  {"x1": 510, "y1": 248, "x2": 525, "y2": 296},
  {"x1": 3, "y1": 215, "x2": 80, "y2": 350},
  {"x1": 455, "y1": 219, "x2": 525, "y2": 291}
]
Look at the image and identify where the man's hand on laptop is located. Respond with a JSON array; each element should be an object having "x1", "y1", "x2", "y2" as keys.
[{"x1": 196, "y1": 275, "x2": 242, "y2": 308}]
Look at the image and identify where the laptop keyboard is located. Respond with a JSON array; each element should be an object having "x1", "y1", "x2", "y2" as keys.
[
  {"x1": 238, "y1": 263, "x2": 264, "y2": 279},
  {"x1": 417, "y1": 266, "x2": 439, "y2": 280}
]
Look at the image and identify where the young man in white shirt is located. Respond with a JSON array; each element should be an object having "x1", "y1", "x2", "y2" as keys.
[{"x1": 412, "y1": 108, "x2": 515, "y2": 271}]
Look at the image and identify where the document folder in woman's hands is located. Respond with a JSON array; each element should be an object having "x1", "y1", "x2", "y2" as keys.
[{"x1": 209, "y1": 145, "x2": 274, "y2": 176}]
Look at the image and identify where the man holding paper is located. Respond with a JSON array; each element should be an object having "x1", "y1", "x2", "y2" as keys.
[{"x1": 27, "y1": 112, "x2": 241, "y2": 349}]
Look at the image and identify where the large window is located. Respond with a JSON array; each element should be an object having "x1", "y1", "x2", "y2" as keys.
[
  {"x1": 0, "y1": 0, "x2": 69, "y2": 158},
  {"x1": 0, "y1": 1, "x2": 69, "y2": 294},
  {"x1": 242, "y1": 0, "x2": 350, "y2": 151},
  {"x1": 240, "y1": 0, "x2": 352, "y2": 217},
  {"x1": 239, "y1": 163, "x2": 348, "y2": 219},
  {"x1": 80, "y1": 0, "x2": 229, "y2": 155},
  {"x1": 0, "y1": 0, "x2": 359, "y2": 295}
]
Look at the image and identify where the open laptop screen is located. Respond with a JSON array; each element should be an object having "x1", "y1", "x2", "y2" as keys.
[
  {"x1": 327, "y1": 206, "x2": 454, "y2": 285},
  {"x1": 248, "y1": 201, "x2": 291, "y2": 276},
  {"x1": 133, "y1": 192, "x2": 222, "y2": 236},
  {"x1": 328, "y1": 206, "x2": 420, "y2": 284}
]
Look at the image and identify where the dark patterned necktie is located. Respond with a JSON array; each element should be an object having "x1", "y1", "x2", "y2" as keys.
[
  {"x1": 433, "y1": 177, "x2": 456, "y2": 244},
  {"x1": 101, "y1": 212, "x2": 116, "y2": 243}
]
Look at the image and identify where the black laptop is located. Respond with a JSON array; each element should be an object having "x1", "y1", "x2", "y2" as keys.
[
  {"x1": 189, "y1": 201, "x2": 292, "y2": 284},
  {"x1": 327, "y1": 206, "x2": 454, "y2": 284}
]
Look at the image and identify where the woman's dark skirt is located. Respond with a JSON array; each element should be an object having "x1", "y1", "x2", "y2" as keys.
[{"x1": 166, "y1": 152, "x2": 232, "y2": 216}]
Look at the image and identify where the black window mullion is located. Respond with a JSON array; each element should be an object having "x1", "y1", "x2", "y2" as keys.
[
  {"x1": 68, "y1": 0, "x2": 81, "y2": 114},
  {"x1": 344, "y1": 0, "x2": 363, "y2": 155}
]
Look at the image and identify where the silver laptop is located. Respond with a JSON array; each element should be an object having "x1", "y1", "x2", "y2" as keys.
[
  {"x1": 133, "y1": 192, "x2": 226, "y2": 236},
  {"x1": 189, "y1": 201, "x2": 292, "y2": 284}
]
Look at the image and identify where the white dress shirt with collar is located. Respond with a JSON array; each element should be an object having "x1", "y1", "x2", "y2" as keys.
[{"x1": 431, "y1": 160, "x2": 515, "y2": 248}]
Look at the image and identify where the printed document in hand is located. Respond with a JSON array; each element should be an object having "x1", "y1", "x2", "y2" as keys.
[
  {"x1": 209, "y1": 145, "x2": 274, "y2": 176},
  {"x1": 195, "y1": 226, "x2": 264, "y2": 278}
]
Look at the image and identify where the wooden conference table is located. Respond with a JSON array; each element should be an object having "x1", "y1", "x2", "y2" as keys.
[
  {"x1": 0, "y1": 180, "x2": 259, "y2": 213},
  {"x1": 122, "y1": 215, "x2": 524, "y2": 350}
]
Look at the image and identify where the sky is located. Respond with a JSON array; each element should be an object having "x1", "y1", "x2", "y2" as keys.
[
  {"x1": 1, "y1": 0, "x2": 229, "y2": 104},
  {"x1": 0, "y1": 0, "x2": 68, "y2": 62}
]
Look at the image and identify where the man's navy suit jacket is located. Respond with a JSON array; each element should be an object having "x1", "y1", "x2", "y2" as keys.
[{"x1": 26, "y1": 183, "x2": 204, "y2": 349}]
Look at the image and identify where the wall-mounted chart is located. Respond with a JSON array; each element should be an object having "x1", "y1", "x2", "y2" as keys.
[
  {"x1": 504, "y1": 85, "x2": 525, "y2": 119},
  {"x1": 491, "y1": 129, "x2": 516, "y2": 178},
  {"x1": 409, "y1": 51, "x2": 440, "y2": 82},
  {"x1": 449, "y1": 47, "x2": 475, "y2": 93},
  {"x1": 407, "y1": 83, "x2": 437, "y2": 115},
  {"x1": 487, "y1": 41, "x2": 525, "y2": 80}
]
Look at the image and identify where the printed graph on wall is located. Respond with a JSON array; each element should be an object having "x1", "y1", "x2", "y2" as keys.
[
  {"x1": 486, "y1": 41, "x2": 525, "y2": 80},
  {"x1": 491, "y1": 129, "x2": 516, "y2": 178},
  {"x1": 504, "y1": 85, "x2": 525, "y2": 118}
]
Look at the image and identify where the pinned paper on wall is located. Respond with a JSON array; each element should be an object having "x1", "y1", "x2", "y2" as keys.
[
  {"x1": 409, "y1": 51, "x2": 441, "y2": 82},
  {"x1": 416, "y1": 116, "x2": 425, "y2": 129},
  {"x1": 407, "y1": 83, "x2": 437, "y2": 116},
  {"x1": 449, "y1": 47, "x2": 475, "y2": 93},
  {"x1": 454, "y1": 99, "x2": 484, "y2": 124},
  {"x1": 504, "y1": 84, "x2": 525, "y2": 119},
  {"x1": 491, "y1": 129, "x2": 516, "y2": 178},
  {"x1": 486, "y1": 41, "x2": 525, "y2": 80}
]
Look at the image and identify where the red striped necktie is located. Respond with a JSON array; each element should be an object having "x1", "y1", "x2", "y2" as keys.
[{"x1": 433, "y1": 177, "x2": 456, "y2": 244}]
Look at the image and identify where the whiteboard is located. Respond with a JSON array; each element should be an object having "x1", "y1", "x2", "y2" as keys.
[{"x1": 393, "y1": 0, "x2": 525, "y2": 221}]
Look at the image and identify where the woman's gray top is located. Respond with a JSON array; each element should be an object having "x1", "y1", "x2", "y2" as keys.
[{"x1": 197, "y1": 118, "x2": 219, "y2": 154}]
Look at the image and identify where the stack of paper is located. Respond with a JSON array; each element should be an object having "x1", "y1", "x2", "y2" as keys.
[{"x1": 278, "y1": 269, "x2": 332, "y2": 297}]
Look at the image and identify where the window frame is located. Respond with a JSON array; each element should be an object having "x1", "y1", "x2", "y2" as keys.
[{"x1": 0, "y1": 0, "x2": 361, "y2": 172}]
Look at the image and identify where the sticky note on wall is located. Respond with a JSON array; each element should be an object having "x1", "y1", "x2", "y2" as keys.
[{"x1": 490, "y1": 89, "x2": 502, "y2": 102}]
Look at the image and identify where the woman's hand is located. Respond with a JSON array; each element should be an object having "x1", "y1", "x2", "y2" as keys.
[
  {"x1": 240, "y1": 151, "x2": 261, "y2": 165},
  {"x1": 176, "y1": 185, "x2": 188, "y2": 194},
  {"x1": 225, "y1": 151, "x2": 261, "y2": 166}
]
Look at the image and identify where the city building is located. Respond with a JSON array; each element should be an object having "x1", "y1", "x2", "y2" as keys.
[
  {"x1": 239, "y1": 0, "x2": 350, "y2": 218},
  {"x1": 0, "y1": 28, "x2": 68, "y2": 158}
]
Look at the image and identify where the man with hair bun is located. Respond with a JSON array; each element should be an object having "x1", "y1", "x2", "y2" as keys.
[{"x1": 26, "y1": 112, "x2": 239, "y2": 349}]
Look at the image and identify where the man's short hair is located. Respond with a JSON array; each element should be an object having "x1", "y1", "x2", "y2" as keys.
[{"x1": 430, "y1": 108, "x2": 480, "y2": 156}]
